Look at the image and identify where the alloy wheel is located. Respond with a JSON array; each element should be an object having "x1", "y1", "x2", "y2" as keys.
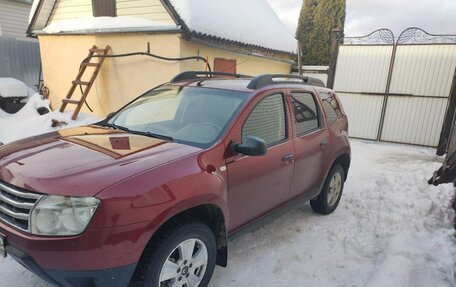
[
  {"x1": 327, "y1": 172, "x2": 342, "y2": 206},
  {"x1": 159, "y1": 238, "x2": 208, "y2": 287}
]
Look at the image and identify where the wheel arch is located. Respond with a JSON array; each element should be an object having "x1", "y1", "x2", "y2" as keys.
[
  {"x1": 331, "y1": 152, "x2": 351, "y2": 181},
  {"x1": 146, "y1": 203, "x2": 228, "y2": 267}
]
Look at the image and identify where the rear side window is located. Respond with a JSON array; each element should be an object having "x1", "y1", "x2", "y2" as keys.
[
  {"x1": 320, "y1": 92, "x2": 342, "y2": 125},
  {"x1": 291, "y1": 92, "x2": 320, "y2": 135},
  {"x1": 243, "y1": 94, "x2": 286, "y2": 146}
]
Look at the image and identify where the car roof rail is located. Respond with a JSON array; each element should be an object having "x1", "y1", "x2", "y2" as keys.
[
  {"x1": 170, "y1": 71, "x2": 253, "y2": 83},
  {"x1": 247, "y1": 74, "x2": 326, "y2": 89}
]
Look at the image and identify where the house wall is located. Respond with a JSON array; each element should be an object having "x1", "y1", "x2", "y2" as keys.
[
  {"x1": 38, "y1": 33, "x2": 182, "y2": 116},
  {"x1": 180, "y1": 41, "x2": 291, "y2": 76},
  {"x1": 38, "y1": 33, "x2": 292, "y2": 118},
  {"x1": 48, "y1": 0, "x2": 93, "y2": 24},
  {"x1": 0, "y1": 0, "x2": 33, "y2": 40},
  {"x1": 116, "y1": 0, "x2": 174, "y2": 24}
]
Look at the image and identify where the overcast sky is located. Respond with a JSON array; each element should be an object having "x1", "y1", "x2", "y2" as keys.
[{"x1": 267, "y1": 0, "x2": 456, "y2": 37}]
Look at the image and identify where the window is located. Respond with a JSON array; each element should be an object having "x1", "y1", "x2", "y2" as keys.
[
  {"x1": 109, "y1": 86, "x2": 248, "y2": 148},
  {"x1": 319, "y1": 92, "x2": 342, "y2": 124},
  {"x1": 292, "y1": 92, "x2": 320, "y2": 135},
  {"x1": 92, "y1": 0, "x2": 116, "y2": 17},
  {"x1": 242, "y1": 94, "x2": 286, "y2": 146}
]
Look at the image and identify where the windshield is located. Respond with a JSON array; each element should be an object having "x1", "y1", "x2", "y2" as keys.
[{"x1": 108, "y1": 86, "x2": 248, "y2": 148}]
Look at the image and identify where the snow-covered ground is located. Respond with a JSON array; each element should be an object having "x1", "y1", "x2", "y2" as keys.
[{"x1": 0, "y1": 139, "x2": 454, "y2": 286}]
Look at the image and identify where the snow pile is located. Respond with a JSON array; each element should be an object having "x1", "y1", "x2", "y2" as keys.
[
  {"x1": 42, "y1": 16, "x2": 178, "y2": 34},
  {"x1": 0, "y1": 140, "x2": 454, "y2": 286},
  {"x1": 0, "y1": 78, "x2": 35, "y2": 98},
  {"x1": 0, "y1": 93, "x2": 99, "y2": 144},
  {"x1": 170, "y1": 0, "x2": 297, "y2": 53}
]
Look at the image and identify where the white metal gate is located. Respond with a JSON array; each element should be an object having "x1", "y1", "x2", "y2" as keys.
[{"x1": 333, "y1": 28, "x2": 456, "y2": 146}]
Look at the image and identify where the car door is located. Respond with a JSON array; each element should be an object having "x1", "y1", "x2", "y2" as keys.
[
  {"x1": 225, "y1": 92, "x2": 295, "y2": 231},
  {"x1": 288, "y1": 91, "x2": 330, "y2": 199}
]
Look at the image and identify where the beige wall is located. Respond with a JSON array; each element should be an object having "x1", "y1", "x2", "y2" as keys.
[
  {"x1": 38, "y1": 33, "x2": 292, "y2": 118},
  {"x1": 39, "y1": 33, "x2": 181, "y2": 117},
  {"x1": 179, "y1": 41, "x2": 291, "y2": 76}
]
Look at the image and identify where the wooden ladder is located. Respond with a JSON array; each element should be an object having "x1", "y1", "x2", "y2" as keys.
[{"x1": 58, "y1": 45, "x2": 110, "y2": 121}]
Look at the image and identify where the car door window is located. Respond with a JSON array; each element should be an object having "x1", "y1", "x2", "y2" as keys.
[
  {"x1": 242, "y1": 94, "x2": 286, "y2": 146},
  {"x1": 291, "y1": 92, "x2": 320, "y2": 135}
]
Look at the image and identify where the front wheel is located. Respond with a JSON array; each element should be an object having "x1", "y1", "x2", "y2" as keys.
[
  {"x1": 132, "y1": 220, "x2": 217, "y2": 287},
  {"x1": 310, "y1": 165, "x2": 345, "y2": 215}
]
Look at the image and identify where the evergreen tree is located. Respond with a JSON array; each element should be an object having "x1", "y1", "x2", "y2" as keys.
[{"x1": 296, "y1": 0, "x2": 346, "y2": 65}]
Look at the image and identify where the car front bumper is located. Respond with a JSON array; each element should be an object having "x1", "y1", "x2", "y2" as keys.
[
  {"x1": 0, "y1": 220, "x2": 153, "y2": 287},
  {"x1": 6, "y1": 244, "x2": 135, "y2": 287}
]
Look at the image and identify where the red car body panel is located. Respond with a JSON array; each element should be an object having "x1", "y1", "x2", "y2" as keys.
[
  {"x1": 0, "y1": 126, "x2": 202, "y2": 197},
  {"x1": 0, "y1": 79, "x2": 350, "y2": 287}
]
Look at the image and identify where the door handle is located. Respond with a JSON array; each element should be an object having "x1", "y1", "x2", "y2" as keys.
[
  {"x1": 282, "y1": 154, "x2": 294, "y2": 162},
  {"x1": 320, "y1": 139, "x2": 328, "y2": 146}
]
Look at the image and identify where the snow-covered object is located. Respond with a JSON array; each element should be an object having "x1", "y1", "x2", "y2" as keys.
[
  {"x1": 169, "y1": 0, "x2": 297, "y2": 53},
  {"x1": 42, "y1": 16, "x2": 178, "y2": 34},
  {"x1": 0, "y1": 78, "x2": 35, "y2": 98},
  {"x1": 0, "y1": 93, "x2": 99, "y2": 144}
]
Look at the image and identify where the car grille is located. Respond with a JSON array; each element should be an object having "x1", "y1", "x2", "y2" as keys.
[{"x1": 0, "y1": 182, "x2": 42, "y2": 232}]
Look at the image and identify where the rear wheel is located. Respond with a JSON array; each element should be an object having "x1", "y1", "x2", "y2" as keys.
[
  {"x1": 132, "y1": 220, "x2": 217, "y2": 287},
  {"x1": 310, "y1": 165, "x2": 345, "y2": 215}
]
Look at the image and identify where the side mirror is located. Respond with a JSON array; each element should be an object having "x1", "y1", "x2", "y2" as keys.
[{"x1": 231, "y1": 136, "x2": 267, "y2": 156}]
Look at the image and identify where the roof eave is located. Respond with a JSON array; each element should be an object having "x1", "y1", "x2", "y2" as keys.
[
  {"x1": 159, "y1": 0, "x2": 191, "y2": 36},
  {"x1": 189, "y1": 32, "x2": 296, "y2": 61},
  {"x1": 188, "y1": 37, "x2": 296, "y2": 64},
  {"x1": 26, "y1": 0, "x2": 42, "y2": 36}
]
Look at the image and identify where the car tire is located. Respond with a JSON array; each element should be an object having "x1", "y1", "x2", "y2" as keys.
[
  {"x1": 310, "y1": 165, "x2": 345, "y2": 215},
  {"x1": 131, "y1": 219, "x2": 217, "y2": 287}
]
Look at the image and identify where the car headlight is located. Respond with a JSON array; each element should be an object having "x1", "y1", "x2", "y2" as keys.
[{"x1": 30, "y1": 195, "x2": 100, "y2": 236}]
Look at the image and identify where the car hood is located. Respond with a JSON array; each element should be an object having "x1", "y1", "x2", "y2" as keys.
[{"x1": 0, "y1": 125, "x2": 202, "y2": 197}]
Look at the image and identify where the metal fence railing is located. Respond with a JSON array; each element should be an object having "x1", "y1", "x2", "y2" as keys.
[{"x1": 0, "y1": 36, "x2": 41, "y2": 90}]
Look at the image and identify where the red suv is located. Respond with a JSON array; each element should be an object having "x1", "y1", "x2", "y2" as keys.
[{"x1": 0, "y1": 72, "x2": 350, "y2": 287}]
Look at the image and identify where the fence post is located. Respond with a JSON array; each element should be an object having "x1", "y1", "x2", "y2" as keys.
[
  {"x1": 327, "y1": 28, "x2": 342, "y2": 89},
  {"x1": 376, "y1": 42, "x2": 398, "y2": 141}
]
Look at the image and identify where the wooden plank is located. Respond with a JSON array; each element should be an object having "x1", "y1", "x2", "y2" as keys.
[
  {"x1": 81, "y1": 62, "x2": 99, "y2": 67},
  {"x1": 72, "y1": 80, "x2": 90, "y2": 85},
  {"x1": 62, "y1": 99, "x2": 80, "y2": 104}
]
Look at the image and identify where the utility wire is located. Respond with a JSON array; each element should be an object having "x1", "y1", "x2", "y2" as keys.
[{"x1": 77, "y1": 46, "x2": 213, "y2": 112}]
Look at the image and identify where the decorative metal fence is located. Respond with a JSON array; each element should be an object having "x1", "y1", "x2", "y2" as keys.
[
  {"x1": 0, "y1": 36, "x2": 41, "y2": 90},
  {"x1": 332, "y1": 27, "x2": 456, "y2": 147}
]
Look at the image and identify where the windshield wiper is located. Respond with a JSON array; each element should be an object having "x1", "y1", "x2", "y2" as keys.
[
  {"x1": 103, "y1": 123, "x2": 174, "y2": 141},
  {"x1": 103, "y1": 123, "x2": 128, "y2": 131},
  {"x1": 132, "y1": 130, "x2": 174, "y2": 141}
]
